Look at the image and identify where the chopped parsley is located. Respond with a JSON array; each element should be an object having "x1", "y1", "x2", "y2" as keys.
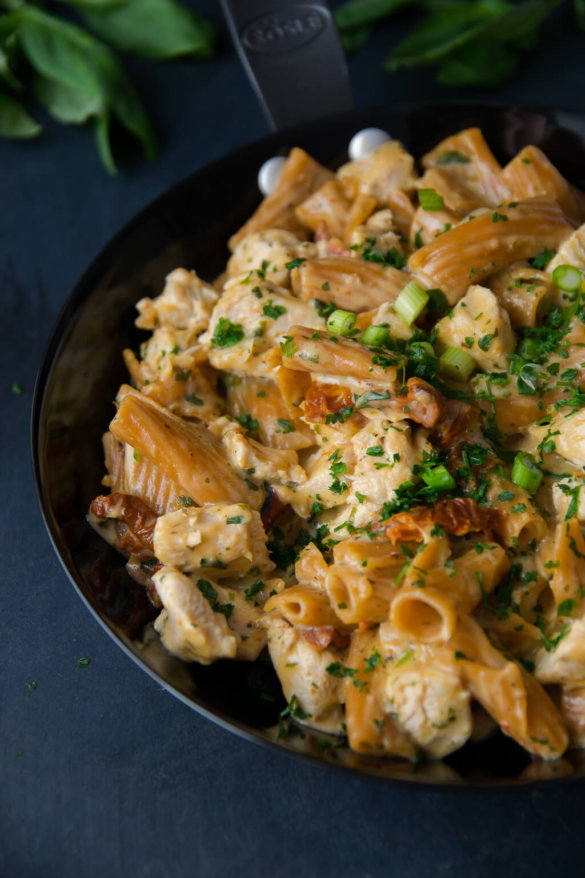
[
  {"x1": 284, "y1": 257, "x2": 307, "y2": 270},
  {"x1": 235, "y1": 412, "x2": 259, "y2": 436},
  {"x1": 276, "y1": 418, "x2": 295, "y2": 433},
  {"x1": 262, "y1": 300, "x2": 287, "y2": 319},
  {"x1": 196, "y1": 579, "x2": 234, "y2": 619},
  {"x1": 177, "y1": 495, "x2": 195, "y2": 507},
  {"x1": 280, "y1": 336, "x2": 297, "y2": 358},
  {"x1": 211, "y1": 318, "x2": 244, "y2": 348}
]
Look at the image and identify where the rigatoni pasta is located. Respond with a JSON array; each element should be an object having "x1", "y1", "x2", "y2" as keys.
[{"x1": 90, "y1": 127, "x2": 585, "y2": 765}]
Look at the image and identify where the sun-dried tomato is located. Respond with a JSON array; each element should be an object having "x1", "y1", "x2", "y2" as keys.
[
  {"x1": 385, "y1": 497, "x2": 499, "y2": 542},
  {"x1": 430, "y1": 398, "x2": 479, "y2": 448},
  {"x1": 305, "y1": 382, "x2": 354, "y2": 423},
  {"x1": 399, "y1": 377, "x2": 444, "y2": 428},
  {"x1": 90, "y1": 493, "x2": 157, "y2": 552},
  {"x1": 299, "y1": 626, "x2": 350, "y2": 650}
]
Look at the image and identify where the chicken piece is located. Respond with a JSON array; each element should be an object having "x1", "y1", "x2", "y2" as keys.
[
  {"x1": 264, "y1": 615, "x2": 346, "y2": 734},
  {"x1": 337, "y1": 140, "x2": 417, "y2": 202},
  {"x1": 204, "y1": 278, "x2": 325, "y2": 375},
  {"x1": 135, "y1": 269, "x2": 218, "y2": 345},
  {"x1": 153, "y1": 504, "x2": 274, "y2": 578},
  {"x1": 384, "y1": 658, "x2": 472, "y2": 759},
  {"x1": 349, "y1": 415, "x2": 428, "y2": 509},
  {"x1": 434, "y1": 284, "x2": 516, "y2": 372},
  {"x1": 227, "y1": 229, "x2": 316, "y2": 289},
  {"x1": 153, "y1": 567, "x2": 237, "y2": 663},
  {"x1": 212, "y1": 418, "x2": 307, "y2": 488}
]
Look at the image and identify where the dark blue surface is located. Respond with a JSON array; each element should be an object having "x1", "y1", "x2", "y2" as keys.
[{"x1": 4, "y1": 1, "x2": 585, "y2": 875}]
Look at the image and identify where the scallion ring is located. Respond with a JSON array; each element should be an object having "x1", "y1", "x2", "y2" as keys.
[
  {"x1": 511, "y1": 452, "x2": 543, "y2": 493},
  {"x1": 361, "y1": 324, "x2": 389, "y2": 346},
  {"x1": 421, "y1": 465, "x2": 456, "y2": 491},
  {"x1": 418, "y1": 188, "x2": 444, "y2": 212},
  {"x1": 439, "y1": 347, "x2": 476, "y2": 381},
  {"x1": 394, "y1": 281, "x2": 429, "y2": 325},
  {"x1": 552, "y1": 264, "x2": 583, "y2": 293},
  {"x1": 327, "y1": 309, "x2": 357, "y2": 337}
]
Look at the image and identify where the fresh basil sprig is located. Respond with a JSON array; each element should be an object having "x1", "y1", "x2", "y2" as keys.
[
  {"x1": 0, "y1": 0, "x2": 214, "y2": 171},
  {"x1": 335, "y1": 0, "x2": 570, "y2": 86}
]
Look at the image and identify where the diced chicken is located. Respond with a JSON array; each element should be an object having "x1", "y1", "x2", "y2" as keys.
[
  {"x1": 338, "y1": 140, "x2": 417, "y2": 202},
  {"x1": 384, "y1": 661, "x2": 472, "y2": 759},
  {"x1": 264, "y1": 615, "x2": 345, "y2": 733},
  {"x1": 204, "y1": 278, "x2": 325, "y2": 375},
  {"x1": 153, "y1": 504, "x2": 274, "y2": 578},
  {"x1": 435, "y1": 284, "x2": 516, "y2": 372},
  {"x1": 227, "y1": 229, "x2": 316, "y2": 288},
  {"x1": 153, "y1": 567, "x2": 238, "y2": 664},
  {"x1": 135, "y1": 269, "x2": 218, "y2": 345}
]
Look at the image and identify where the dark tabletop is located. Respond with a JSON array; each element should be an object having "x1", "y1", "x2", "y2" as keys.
[{"x1": 4, "y1": 2, "x2": 585, "y2": 876}]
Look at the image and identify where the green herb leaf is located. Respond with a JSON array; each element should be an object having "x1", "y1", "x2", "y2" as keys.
[
  {"x1": 335, "y1": 0, "x2": 413, "y2": 30},
  {"x1": 67, "y1": 0, "x2": 215, "y2": 60},
  {"x1": 0, "y1": 90, "x2": 41, "y2": 138},
  {"x1": 15, "y1": 6, "x2": 156, "y2": 169}
]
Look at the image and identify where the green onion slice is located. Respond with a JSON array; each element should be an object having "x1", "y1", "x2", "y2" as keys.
[
  {"x1": 439, "y1": 346, "x2": 476, "y2": 381},
  {"x1": 517, "y1": 338, "x2": 540, "y2": 360},
  {"x1": 361, "y1": 324, "x2": 390, "y2": 346},
  {"x1": 327, "y1": 309, "x2": 357, "y2": 336},
  {"x1": 421, "y1": 465, "x2": 456, "y2": 491},
  {"x1": 552, "y1": 264, "x2": 582, "y2": 293},
  {"x1": 418, "y1": 188, "x2": 444, "y2": 211},
  {"x1": 511, "y1": 452, "x2": 543, "y2": 493},
  {"x1": 409, "y1": 341, "x2": 435, "y2": 359},
  {"x1": 394, "y1": 281, "x2": 429, "y2": 325}
]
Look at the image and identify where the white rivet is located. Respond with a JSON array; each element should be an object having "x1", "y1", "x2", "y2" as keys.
[
  {"x1": 348, "y1": 128, "x2": 392, "y2": 161},
  {"x1": 258, "y1": 156, "x2": 287, "y2": 196}
]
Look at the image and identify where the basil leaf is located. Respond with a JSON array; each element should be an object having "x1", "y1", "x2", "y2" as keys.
[
  {"x1": 0, "y1": 90, "x2": 41, "y2": 138},
  {"x1": 69, "y1": 0, "x2": 215, "y2": 60},
  {"x1": 386, "y1": 1, "x2": 507, "y2": 70},
  {"x1": 33, "y1": 75, "x2": 102, "y2": 124},
  {"x1": 576, "y1": 0, "x2": 585, "y2": 30},
  {"x1": 436, "y1": 39, "x2": 517, "y2": 86},
  {"x1": 341, "y1": 24, "x2": 372, "y2": 53},
  {"x1": 335, "y1": 0, "x2": 412, "y2": 30},
  {"x1": 15, "y1": 6, "x2": 156, "y2": 168},
  {"x1": 0, "y1": 44, "x2": 22, "y2": 91}
]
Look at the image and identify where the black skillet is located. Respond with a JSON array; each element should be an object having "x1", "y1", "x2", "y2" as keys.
[{"x1": 32, "y1": 0, "x2": 585, "y2": 787}]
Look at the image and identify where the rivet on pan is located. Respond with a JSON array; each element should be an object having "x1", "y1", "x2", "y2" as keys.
[
  {"x1": 348, "y1": 128, "x2": 391, "y2": 161},
  {"x1": 258, "y1": 156, "x2": 287, "y2": 196}
]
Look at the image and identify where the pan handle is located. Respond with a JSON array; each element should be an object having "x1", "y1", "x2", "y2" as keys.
[{"x1": 220, "y1": 0, "x2": 354, "y2": 131}]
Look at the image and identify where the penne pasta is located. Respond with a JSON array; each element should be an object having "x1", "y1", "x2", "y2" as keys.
[
  {"x1": 91, "y1": 127, "x2": 585, "y2": 766},
  {"x1": 408, "y1": 198, "x2": 573, "y2": 304}
]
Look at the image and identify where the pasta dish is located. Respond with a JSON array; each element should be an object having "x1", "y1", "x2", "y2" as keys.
[{"x1": 89, "y1": 127, "x2": 585, "y2": 762}]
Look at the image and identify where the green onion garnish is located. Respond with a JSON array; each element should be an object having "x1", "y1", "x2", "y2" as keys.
[
  {"x1": 511, "y1": 452, "x2": 543, "y2": 493},
  {"x1": 394, "y1": 281, "x2": 429, "y2": 325},
  {"x1": 327, "y1": 309, "x2": 357, "y2": 336},
  {"x1": 552, "y1": 264, "x2": 582, "y2": 293},
  {"x1": 409, "y1": 341, "x2": 435, "y2": 359},
  {"x1": 517, "y1": 338, "x2": 540, "y2": 360},
  {"x1": 418, "y1": 188, "x2": 444, "y2": 212},
  {"x1": 361, "y1": 324, "x2": 389, "y2": 346},
  {"x1": 421, "y1": 465, "x2": 456, "y2": 491},
  {"x1": 439, "y1": 347, "x2": 476, "y2": 381}
]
